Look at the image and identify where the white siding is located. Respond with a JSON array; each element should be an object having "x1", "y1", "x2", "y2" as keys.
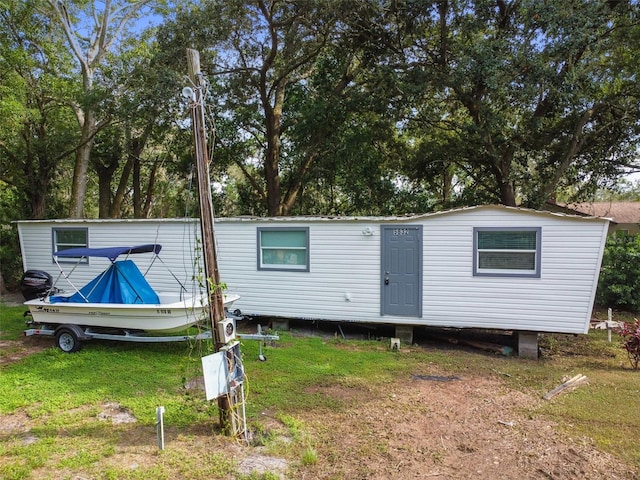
[
  {"x1": 416, "y1": 208, "x2": 607, "y2": 334},
  {"x1": 18, "y1": 219, "x2": 206, "y2": 296},
  {"x1": 16, "y1": 206, "x2": 608, "y2": 334},
  {"x1": 215, "y1": 220, "x2": 383, "y2": 322}
]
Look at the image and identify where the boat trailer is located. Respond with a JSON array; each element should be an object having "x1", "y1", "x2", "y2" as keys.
[{"x1": 24, "y1": 319, "x2": 279, "y2": 355}]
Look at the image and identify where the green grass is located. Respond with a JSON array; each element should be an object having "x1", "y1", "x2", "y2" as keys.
[
  {"x1": 2, "y1": 302, "x2": 640, "y2": 477},
  {"x1": 0, "y1": 303, "x2": 29, "y2": 339}
]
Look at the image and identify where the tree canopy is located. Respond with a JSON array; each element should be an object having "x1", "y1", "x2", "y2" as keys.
[{"x1": 355, "y1": 0, "x2": 640, "y2": 208}]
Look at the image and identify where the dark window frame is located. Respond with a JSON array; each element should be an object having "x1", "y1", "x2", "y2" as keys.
[{"x1": 52, "y1": 227, "x2": 89, "y2": 264}]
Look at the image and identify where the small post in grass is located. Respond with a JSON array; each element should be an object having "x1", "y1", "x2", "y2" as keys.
[
  {"x1": 156, "y1": 406, "x2": 165, "y2": 450},
  {"x1": 607, "y1": 308, "x2": 612, "y2": 343}
]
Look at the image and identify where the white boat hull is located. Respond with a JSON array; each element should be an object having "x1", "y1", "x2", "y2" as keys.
[{"x1": 25, "y1": 293, "x2": 240, "y2": 333}]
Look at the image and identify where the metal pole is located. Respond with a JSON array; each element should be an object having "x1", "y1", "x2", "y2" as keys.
[{"x1": 156, "y1": 406, "x2": 165, "y2": 450}]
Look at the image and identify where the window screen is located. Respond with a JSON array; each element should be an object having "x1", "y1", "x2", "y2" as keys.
[
  {"x1": 474, "y1": 228, "x2": 540, "y2": 277},
  {"x1": 258, "y1": 227, "x2": 309, "y2": 271},
  {"x1": 52, "y1": 227, "x2": 88, "y2": 263}
]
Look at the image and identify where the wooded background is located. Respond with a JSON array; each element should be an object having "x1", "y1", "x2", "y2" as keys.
[{"x1": 1, "y1": 0, "x2": 639, "y2": 289}]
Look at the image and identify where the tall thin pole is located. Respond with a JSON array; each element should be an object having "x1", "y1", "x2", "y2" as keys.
[{"x1": 186, "y1": 48, "x2": 235, "y2": 434}]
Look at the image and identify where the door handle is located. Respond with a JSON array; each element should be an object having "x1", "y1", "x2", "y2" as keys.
[{"x1": 384, "y1": 277, "x2": 389, "y2": 285}]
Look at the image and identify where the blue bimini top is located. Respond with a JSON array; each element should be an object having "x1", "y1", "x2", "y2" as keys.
[
  {"x1": 50, "y1": 244, "x2": 162, "y2": 304},
  {"x1": 54, "y1": 244, "x2": 162, "y2": 262},
  {"x1": 50, "y1": 260, "x2": 160, "y2": 304}
]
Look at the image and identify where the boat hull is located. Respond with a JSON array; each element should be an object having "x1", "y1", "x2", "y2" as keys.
[{"x1": 25, "y1": 293, "x2": 240, "y2": 333}]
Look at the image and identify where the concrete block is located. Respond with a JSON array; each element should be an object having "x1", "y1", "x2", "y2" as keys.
[
  {"x1": 518, "y1": 331, "x2": 539, "y2": 359},
  {"x1": 271, "y1": 318, "x2": 290, "y2": 331},
  {"x1": 395, "y1": 325, "x2": 413, "y2": 345}
]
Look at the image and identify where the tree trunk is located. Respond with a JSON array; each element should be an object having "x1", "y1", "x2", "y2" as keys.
[
  {"x1": 494, "y1": 148, "x2": 517, "y2": 207},
  {"x1": 110, "y1": 155, "x2": 134, "y2": 218},
  {"x1": 96, "y1": 158, "x2": 118, "y2": 218},
  {"x1": 97, "y1": 171, "x2": 114, "y2": 218},
  {"x1": 27, "y1": 159, "x2": 49, "y2": 218},
  {"x1": 133, "y1": 155, "x2": 141, "y2": 217},
  {"x1": 442, "y1": 164, "x2": 453, "y2": 205},
  {"x1": 264, "y1": 101, "x2": 283, "y2": 216},
  {"x1": 499, "y1": 181, "x2": 517, "y2": 207},
  {"x1": 31, "y1": 120, "x2": 54, "y2": 219},
  {"x1": 141, "y1": 159, "x2": 159, "y2": 218},
  {"x1": 69, "y1": 109, "x2": 97, "y2": 218}
]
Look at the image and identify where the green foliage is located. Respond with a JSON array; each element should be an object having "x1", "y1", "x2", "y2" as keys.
[
  {"x1": 0, "y1": 190, "x2": 22, "y2": 289},
  {"x1": 237, "y1": 472, "x2": 282, "y2": 480},
  {"x1": 0, "y1": 1, "x2": 78, "y2": 220},
  {"x1": 596, "y1": 233, "x2": 640, "y2": 312},
  {"x1": 360, "y1": 0, "x2": 640, "y2": 208},
  {"x1": 2, "y1": 0, "x2": 640, "y2": 222}
]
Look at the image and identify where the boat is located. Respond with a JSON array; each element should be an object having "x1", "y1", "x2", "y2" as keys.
[{"x1": 24, "y1": 244, "x2": 239, "y2": 334}]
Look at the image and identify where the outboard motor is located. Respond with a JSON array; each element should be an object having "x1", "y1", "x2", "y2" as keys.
[{"x1": 20, "y1": 270, "x2": 53, "y2": 300}]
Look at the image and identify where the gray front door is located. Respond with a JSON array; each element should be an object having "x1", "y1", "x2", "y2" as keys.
[{"x1": 381, "y1": 225, "x2": 422, "y2": 317}]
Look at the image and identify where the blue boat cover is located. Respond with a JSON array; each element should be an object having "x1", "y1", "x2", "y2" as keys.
[
  {"x1": 50, "y1": 260, "x2": 160, "y2": 304},
  {"x1": 55, "y1": 244, "x2": 161, "y2": 262}
]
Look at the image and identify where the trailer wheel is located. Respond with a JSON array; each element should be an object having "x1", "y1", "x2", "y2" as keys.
[{"x1": 55, "y1": 327, "x2": 82, "y2": 353}]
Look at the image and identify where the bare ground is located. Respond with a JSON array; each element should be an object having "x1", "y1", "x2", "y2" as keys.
[
  {"x1": 292, "y1": 372, "x2": 637, "y2": 479},
  {"x1": 0, "y1": 338, "x2": 47, "y2": 365}
]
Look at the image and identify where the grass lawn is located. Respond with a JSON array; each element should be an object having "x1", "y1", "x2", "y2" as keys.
[{"x1": 1, "y1": 302, "x2": 639, "y2": 479}]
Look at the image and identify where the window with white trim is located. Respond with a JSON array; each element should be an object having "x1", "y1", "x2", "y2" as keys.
[
  {"x1": 52, "y1": 227, "x2": 88, "y2": 263},
  {"x1": 473, "y1": 227, "x2": 541, "y2": 277},
  {"x1": 257, "y1": 227, "x2": 309, "y2": 271}
]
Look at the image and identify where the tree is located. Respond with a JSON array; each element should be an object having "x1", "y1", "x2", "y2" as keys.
[
  {"x1": 90, "y1": 28, "x2": 185, "y2": 219},
  {"x1": 0, "y1": 0, "x2": 76, "y2": 220},
  {"x1": 160, "y1": 0, "x2": 360, "y2": 216},
  {"x1": 44, "y1": 0, "x2": 162, "y2": 218},
  {"x1": 283, "y1": 52, "x2": 416, "y2": 215},
  {"x1": 358, "y1": 0, "x2": 640, "y2": 208}
]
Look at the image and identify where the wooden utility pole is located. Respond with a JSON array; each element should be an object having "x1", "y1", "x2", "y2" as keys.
[{"x1": 186, "y1": 49, "x2": 236, "y2": 434}]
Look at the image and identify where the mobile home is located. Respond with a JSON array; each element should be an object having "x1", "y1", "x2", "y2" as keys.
[{"x1": 17, "y1": 205, "x2": 609, "y2": 357}]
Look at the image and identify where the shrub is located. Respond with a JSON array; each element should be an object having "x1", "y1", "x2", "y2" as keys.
[
  {"x1": 616, "y1": 319, "x2": 640, "y2": 370},
  {"x1": 596, "y1": 233, "x2": 640, "y2": 312}
]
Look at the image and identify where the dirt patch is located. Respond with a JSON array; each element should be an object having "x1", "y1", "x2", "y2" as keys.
[
  {"x1": 238, "y1": 451, "x2": 289, "y2": 477},
  {"x1": 0, "y1": 339, "x2": 47, "y2": 365},
  {"x1": 292, "y1": 372, "x2": 638, "y2": 479},
  {"x1": 0, "y1": 411, "x2": 33, "y2": 436},
  {"x1": 97, "y1": 402, "x2": 137, "y2": 425},
  {"x1": 0, "y1": 292, "x2": 25, "y2": 306}
]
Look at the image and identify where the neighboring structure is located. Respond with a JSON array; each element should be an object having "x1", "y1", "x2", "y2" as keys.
[
  {"x1": 546, "y1": 201, "x2": 640, "y2": 235},
  {"x1": 17, "y1": 205, "x2": 610, "y2": 358}
]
